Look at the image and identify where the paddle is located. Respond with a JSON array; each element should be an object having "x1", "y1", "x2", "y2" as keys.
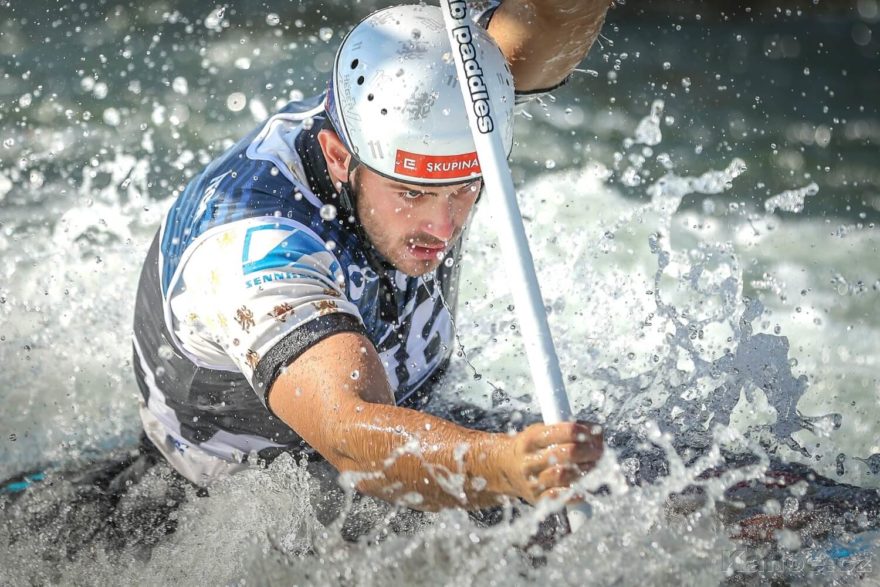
[{"x1": 438, "y1": 0, "x2": 592, "y2": 531}]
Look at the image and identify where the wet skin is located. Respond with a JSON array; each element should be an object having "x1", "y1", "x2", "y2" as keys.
[
  {"x1": 352, "y1": 167, "x2": 482, "y2": 278},
  {"x1": 267, "y1": 0, "x2": 614, "y2": 510},
  {"x1": 268, "y1": 331, "x2": 603, "y2": 510},
  {"x1": 264, "y1": 130, "x2": 604, "y2": 510}
]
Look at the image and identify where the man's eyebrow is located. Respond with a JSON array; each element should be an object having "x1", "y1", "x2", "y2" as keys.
[
  {"x1": 388, "y1": 179, "x2": 480, "y2": 194},
  {"x1": 390, "y1": 182, "x2": 438, "y2": 195}
]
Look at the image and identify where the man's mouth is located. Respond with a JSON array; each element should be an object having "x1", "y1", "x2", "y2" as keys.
[{"x1": 407, "y1": 241, "x2": 447, "y2": 261}]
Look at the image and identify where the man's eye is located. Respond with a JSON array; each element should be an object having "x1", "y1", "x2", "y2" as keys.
[
  {"x1": 456, "y1": 182, "x2": 481, "y2": 197},
  {"x1": 401, "y1": 190, "x2": 425, "y2": 200}
]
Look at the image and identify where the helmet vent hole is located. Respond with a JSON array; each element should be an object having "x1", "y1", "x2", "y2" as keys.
[
  {"x1": 350, "y1": 59, "x2": 359, "y2": 69},
  {"x1": 367, "y1": 93, "x2": 374, "y2": 101},
  {"x1": 380, "y1": 108, "x2": 388, "y2": 115},
  {"x1": 357, "y1": 75, "x2": 365, "y2": 85}
]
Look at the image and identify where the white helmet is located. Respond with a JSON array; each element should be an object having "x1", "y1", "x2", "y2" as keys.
[{"x1": 325, "y1": 4, "x2": 515, "y2": 186}]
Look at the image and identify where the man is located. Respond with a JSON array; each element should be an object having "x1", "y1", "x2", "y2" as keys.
[{"x1": 133, "y1": 0, "x2": 612, "y2": 511}]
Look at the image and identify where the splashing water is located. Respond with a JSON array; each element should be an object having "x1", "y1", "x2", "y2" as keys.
[
  {"x1": 764, "y1": 183, "x2": 820, "y2": 215},
  {"x1": 2, "y1": 6, "x2": 879, "y2": 586}
]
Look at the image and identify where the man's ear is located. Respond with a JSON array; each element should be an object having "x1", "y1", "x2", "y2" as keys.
[{"x1": 317, "y1": 129, "x2": 352, "y2": 190}]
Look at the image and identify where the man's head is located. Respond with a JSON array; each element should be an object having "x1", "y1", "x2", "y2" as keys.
[
  {"x1": 319, "y1": 128, "x2": 482, "y2": 276},
  {"x1": 317, "y1": 4, "x2": 514, "y2": 276}
]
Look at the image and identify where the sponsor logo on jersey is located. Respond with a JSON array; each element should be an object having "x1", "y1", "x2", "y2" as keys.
[
  {"x1": 313, "y1": 300, "x2": 339, "y2": 316},
  {"x1": 234, "y1": 305, "x2": 256, "y2": 332},
  {"x1": 394, "y1": 149, "x2": 480, "y2": 180},
  {"x1": 240, "y1": 224, "x2": 342, "y2": 287},
  {"x1": 194, "y1": 170, "x2": 232, "y2": 219},
  {"x1": 268, "y1": 303, "x2": 295, "y2": 322},
  {"x1": 245, "y1": 349, "x2": 260, "y2": 370},
  {"x1": 244, "y1": 271, "x2": 311, "y2": 289}
]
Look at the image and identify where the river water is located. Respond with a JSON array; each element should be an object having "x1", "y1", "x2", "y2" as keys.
[{"x1": 1, "y1": 2, "x2": 879, "y2": 585}]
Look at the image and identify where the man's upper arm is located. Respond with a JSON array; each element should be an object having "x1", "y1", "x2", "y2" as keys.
[{"x1": 267, "y1": 331, "x2": 394, "y2": 467}]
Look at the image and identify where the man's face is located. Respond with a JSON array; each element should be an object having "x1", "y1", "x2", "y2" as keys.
[{"x1": 353, "y1": 168, "x2": 481, "y2": 277}]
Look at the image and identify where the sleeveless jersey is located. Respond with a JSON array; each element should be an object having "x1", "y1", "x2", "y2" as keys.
[{"x1": 133, "y1": 94, "x2": 468, "y2": 461}]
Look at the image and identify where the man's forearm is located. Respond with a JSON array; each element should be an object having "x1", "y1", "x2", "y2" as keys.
[
  {"x1": 323, "y1": 400, "x2": 515, "y2": 511},
  {"x1": 490, "y1": 0, "x2": 612, "y2": 91},
  {"x1": 268, "y1": 332, "x2": 601, "y2": 511}
]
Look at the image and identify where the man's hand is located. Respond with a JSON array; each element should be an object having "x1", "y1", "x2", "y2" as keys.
[{"x1": 500, "y1": 421, "x2": 603, "y2": 504}]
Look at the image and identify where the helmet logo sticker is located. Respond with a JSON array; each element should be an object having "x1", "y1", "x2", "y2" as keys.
[
  {"x1": 403, "y1": 89, "x2": 439, "y2": 120},
  {"x1": 394, "y1": 149, "x2": 480, "y2": 180}
]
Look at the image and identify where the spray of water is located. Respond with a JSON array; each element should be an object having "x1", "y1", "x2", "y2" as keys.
[{"x1": 2, "y1": 81, "x2": 878, "y2": 584}]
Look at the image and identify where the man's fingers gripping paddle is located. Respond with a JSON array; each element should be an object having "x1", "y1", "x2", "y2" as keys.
[{"x1": 510, "y1": 422, "x2": 603, "y2": 502}]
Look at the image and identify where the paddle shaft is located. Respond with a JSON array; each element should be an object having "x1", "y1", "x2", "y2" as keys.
[{"x1": 438, "y1": 0, "x2": 591, "y2": 529}]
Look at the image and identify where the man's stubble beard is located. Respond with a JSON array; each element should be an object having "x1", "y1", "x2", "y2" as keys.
[{"x1": 353, "y1": 174, "x2": 459, "y2": 278}]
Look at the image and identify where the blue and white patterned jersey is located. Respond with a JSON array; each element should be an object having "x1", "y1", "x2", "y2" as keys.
[{"x1": 133, "y1": 94, "x2": 467, "y2": 461}]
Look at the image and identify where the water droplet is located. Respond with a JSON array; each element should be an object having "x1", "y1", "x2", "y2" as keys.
[
  {"x1": 443, "y1": 257, "x2": 454, "y2": 267},
  {"x1": 8, "y1": 433, "x2": 16, "y2": 442},
  {"x1": 320, "y1": 204, "x2": 338, "y2": 221},
  {"x1": 226, "y1": 92, "x2": 247, "y2": 112},
  {"x1": 172, "y1": 76, "x2": 189, "y2": 95},
  {"x1": 158, "y1": 344, "x2": 175, "y2": 360},
  {"x1": 319, "y1": 27, "x2": 334, "y2": 42},
  {"x1": 350, "y1": 370, "x2": 360, "y2": 380},
  {"x1": 266, "y1": 13, "x2": 280, "y2": 26}
]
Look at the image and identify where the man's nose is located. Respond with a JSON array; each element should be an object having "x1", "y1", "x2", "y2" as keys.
[{"x1": 421, "y1": 197, "x2": 456, "y2": 242}]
